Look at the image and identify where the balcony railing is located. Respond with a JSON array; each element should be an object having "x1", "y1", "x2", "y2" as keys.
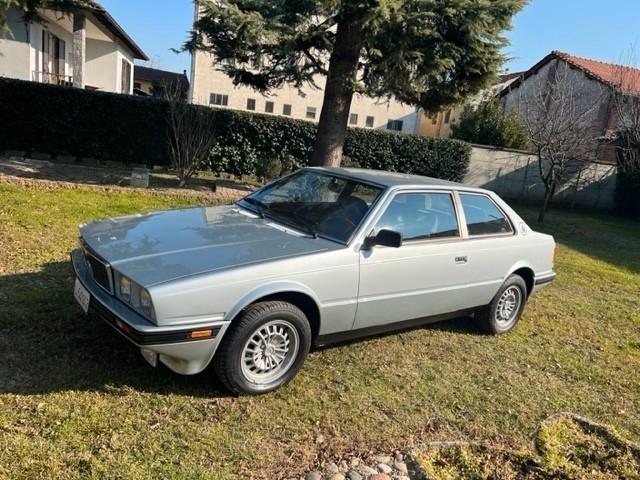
[{"x1": 32, "y1": 71, "x2": 74, "y2": 87}]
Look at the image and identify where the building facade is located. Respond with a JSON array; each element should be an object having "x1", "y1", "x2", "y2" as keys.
[
  {"x1": 0, "y1": 2, "x2": 147, "y2": 94},
  {"x1": 190, "y1": 48, "x2": 420, "y2": 134},
  {"x1": 499, "y1": 51, "x2": 640, "y2": 164}
]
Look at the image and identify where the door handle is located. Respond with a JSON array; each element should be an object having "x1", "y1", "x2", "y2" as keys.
[{"x1": 455, "y1": 256, "x2": 468, "y2": 264}]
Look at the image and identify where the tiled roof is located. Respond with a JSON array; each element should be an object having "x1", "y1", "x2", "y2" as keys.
[
  {"x1": 502, "y1": 51, "x2": 640, "y2": 96},
  {"x1": 553, "y1": 51, "x2": 640, "y2": 94}
]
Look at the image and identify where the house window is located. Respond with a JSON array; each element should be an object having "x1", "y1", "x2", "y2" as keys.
[
  {"x1": 387, "y1": 120, "x2": 403, "y2": 131},
  {"x1": 306, "y1": 106, "x2": 317, "y2": 120},
  {"x1": 210, "y1": 93, "x2": 229, "y2": 106},
  {"x1": 265, "y1": 101, "x2": 274, "y2": 113},
  {"x1": 349, "y1": 113, "x2": 358, "y2": 125},
  {"x1": 366, "y1": 116, "x2": 375, "y2": 128},
  {"x1": 283, "y1": 104, "x2": 292, "y2": 116},
  {"x1": 247, "y1": 98, "x2": 256, "y2": 110},
  {"x1": 444, "y1": 110, "x2": 451, "y2": 124},
  {"x1": 121, "y1": 59, "x2": 132, "y2": 94},
  {"x1": 41, "y1": 30, "x2": 66, "y2": 83}
]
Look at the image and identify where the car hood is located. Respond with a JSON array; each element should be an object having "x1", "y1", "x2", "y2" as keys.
[{"x1": 79, "y1": 205, "x2": 339, "y2": 286}]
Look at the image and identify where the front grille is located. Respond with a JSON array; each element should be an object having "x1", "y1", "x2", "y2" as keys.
[{"x1": 82, "y1": 243, "x2": 113, "y2": 294}]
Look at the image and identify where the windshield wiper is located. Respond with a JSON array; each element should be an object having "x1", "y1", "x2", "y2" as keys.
[
  {"x1": 286, "y1": 213, "x2": 318, "y2": 239},
  {"x1": 242, "y1": 197, "x2": 268, "y2": 218}
]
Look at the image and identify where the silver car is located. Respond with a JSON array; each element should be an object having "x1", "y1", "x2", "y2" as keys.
[{"x1": 71, "y1": 168, "x2": 556, "y2": 394}]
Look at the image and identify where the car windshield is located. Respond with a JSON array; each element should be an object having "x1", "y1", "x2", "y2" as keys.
[{"x1": 239, "y1": 170, "x2": 384, "y2": 243}]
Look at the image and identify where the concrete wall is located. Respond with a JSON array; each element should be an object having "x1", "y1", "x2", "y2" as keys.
[
  {"x1": 191, "y1": 50, "x2": 420, "y2": 134},
  {"x1": 465, "y1": 145, "x2": 617, "y2": 210}
]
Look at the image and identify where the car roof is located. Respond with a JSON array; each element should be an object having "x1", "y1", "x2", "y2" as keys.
[{"x1": 306, "y1": 167, "x2": 487, "y2": 193}]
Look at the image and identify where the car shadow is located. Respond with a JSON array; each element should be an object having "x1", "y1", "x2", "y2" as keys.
[
  {"x1": 313, "y1": 314, "x2": 481, "y2": 352},
  {"x1": 0, "y1": 261, "x2": 234, "y2": 397},
  {"x1": 1, "y1": 261, "x2": 483, "y2": 396}
]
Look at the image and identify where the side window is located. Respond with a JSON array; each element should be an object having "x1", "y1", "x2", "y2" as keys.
[
  {"x1": 460, "y1": 194, "x2": 512, "y2": 236},
  {"x1": 376, "y1": 192, "x2": 460, "y2": 241}
]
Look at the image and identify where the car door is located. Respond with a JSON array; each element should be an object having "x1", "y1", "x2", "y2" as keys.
[
  {"x1": 452, "y1": 191, "x2": 520, "y2": 303},
  {"x1": 354, "y1": 190, "x2": 474, "y2": 329}
]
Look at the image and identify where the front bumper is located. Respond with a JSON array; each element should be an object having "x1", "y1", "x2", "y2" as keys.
[{"x1": 71, "y1": 249, "x2": 230, "y2": 375}]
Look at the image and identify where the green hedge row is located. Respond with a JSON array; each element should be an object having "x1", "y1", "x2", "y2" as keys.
[
  {"x1": 0, "y1": 77, "x2": 170, "y2": 165},
  {"x1": 0, "y1": 77, "x2": 471, "y2": 182},
  {"x1": 203, "y1": 109, "x2": 471, "y2": 182}
]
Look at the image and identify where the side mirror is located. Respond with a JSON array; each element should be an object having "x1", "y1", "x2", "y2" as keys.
[{"x1": 362, "y1": 229, "x2": 403, "y2": 250}]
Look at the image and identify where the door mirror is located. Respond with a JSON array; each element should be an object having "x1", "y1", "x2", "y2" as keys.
[{"x1": 363, "y1": 229, "x2": 403, "y2": 250}]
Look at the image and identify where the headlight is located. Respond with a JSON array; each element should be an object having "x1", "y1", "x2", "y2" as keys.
[
  {"x1": 140, "y1": 288, "x2": 155, "y2": 318},
  {"x1": 115, "y1": 273, "x2": 155, "y2": 321},
  {"x1": 120, "y1": 276, "x2": 132, "y2": 302}
]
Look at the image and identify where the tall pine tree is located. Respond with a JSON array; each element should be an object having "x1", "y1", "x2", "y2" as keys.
[{"x1": 186, "y1": 0, "x2": 525, "y2": 167}]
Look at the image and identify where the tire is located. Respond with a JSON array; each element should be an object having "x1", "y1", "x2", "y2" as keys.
[
  {"x1": 214, "y1": 301, "x2": 311, "y2": 395},
  {"x1": 475, "y1": 274, "x2": 528, "y2": 334}
]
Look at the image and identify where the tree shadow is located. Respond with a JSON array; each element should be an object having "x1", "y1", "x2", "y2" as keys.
[
  {"x1": 0, "y1": 158, "x2": 255, "y2": 195},
  {"x1": 0, "y1": 261, "x2": 233, "y2": 397},
  {"x1": 513, "y1": 204, "x2": 640, "y2": 274}
]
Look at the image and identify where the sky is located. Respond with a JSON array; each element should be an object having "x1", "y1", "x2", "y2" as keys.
[{"x1": 100, "y1": 0, "x2": 640, "y2": 78}]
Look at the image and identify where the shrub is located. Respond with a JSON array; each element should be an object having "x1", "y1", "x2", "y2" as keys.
[
  {"x1": 451, "y1": 98, "x2": 529, "y2": 150},
  {"x1": 0, "y1": 77, "x2": 471, "y2": 182},
  {"x1": 207, "y1": 109, "x2": 472, "y2": 182},
  {"x1": 0, "y1": 77, "x2": 170, "y2": 165}
]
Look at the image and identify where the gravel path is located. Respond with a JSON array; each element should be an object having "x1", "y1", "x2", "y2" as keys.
[{"x1": 301, "y1": 451, "x2": 416, "y2": 480}]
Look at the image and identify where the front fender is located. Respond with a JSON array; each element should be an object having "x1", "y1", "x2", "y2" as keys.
[{"x1": 224, "y1": 280, "x2": 321, "y2": 323}]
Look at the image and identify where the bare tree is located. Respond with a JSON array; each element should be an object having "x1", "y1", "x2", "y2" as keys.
[
  {"x1": 516, "y1": 61, "x2": 607, "y2": 222},
  {"x1": 610, "y1": 53, "x2": 640, "y2": 217},
  {"x1": 165, "y1": 82, "x2": 217, "y2": 187}
]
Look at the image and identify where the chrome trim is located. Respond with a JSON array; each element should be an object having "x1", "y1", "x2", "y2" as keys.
[{"x1": 80, "y1": 239, "x2": 114, "y2": 295}]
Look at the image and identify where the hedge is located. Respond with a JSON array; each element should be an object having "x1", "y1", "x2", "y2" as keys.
[
  {"x1": 0, "y1": 77, "x2": 471, "y2": 182},
  {"x1": 0, "y1": 77, "x2": 170, "y2": 165}
]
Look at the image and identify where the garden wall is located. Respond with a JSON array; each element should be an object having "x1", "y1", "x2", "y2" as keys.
[{"x1": 465, "y1": 145, "x2": 618, "y2": 210}]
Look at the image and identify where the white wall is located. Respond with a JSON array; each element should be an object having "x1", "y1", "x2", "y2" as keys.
[
  {"x1": 85, "y1": 38, "x2": 118, "y2": 91},
  {"x1": 0, "y1": 7, "x2": 33, "y2": 80}
]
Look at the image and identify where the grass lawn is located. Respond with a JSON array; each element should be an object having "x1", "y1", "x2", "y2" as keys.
[{"x1": 0, "y1": 182, "x2": 639, "y2": 479}]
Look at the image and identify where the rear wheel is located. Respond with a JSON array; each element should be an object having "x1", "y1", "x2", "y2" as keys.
[
  {"x1": 214, "y1": 301, "x2": 311, "y2": 395},
  {"x1": 475, "y1": 274, "x2": 527, "y2": 334}
]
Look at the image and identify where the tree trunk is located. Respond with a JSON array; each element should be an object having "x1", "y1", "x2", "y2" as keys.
[
  {"x1": 310, "y1": 14, "x2": 363, "y2": 167},
  {"x1": 538, "y1": 179, "x2": 556, "y2": 223}
]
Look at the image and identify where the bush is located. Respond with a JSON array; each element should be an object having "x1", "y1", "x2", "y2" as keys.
[
  {"x1": 0, "y1": 77, "x2": 471, "y2": 182},
  {"x1": 207, "y1": 109, "x2": 472, "y2": 182},
  {"x1": 0, "y1": 77, "x2": 170, "y2": 166},
  {"x1": 451, "y1": 98, "x2": 529, "y2": 150}
]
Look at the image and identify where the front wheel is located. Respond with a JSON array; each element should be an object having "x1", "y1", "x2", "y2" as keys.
[
  {"x1": 475, "y1": 274, "x2": 528, "y2": 334},
  {"x1": 214, "y1": 301, "x2": 311, "y2": 395}
]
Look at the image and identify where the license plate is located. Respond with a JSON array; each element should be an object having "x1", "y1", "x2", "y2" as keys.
[{"x1": 74, "y1": 278, "x2": 91, "y2": 314}]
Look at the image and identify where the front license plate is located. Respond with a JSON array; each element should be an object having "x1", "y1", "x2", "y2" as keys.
[{"x1": 74, "y1": 278, "x2": 91, "y2": 314}]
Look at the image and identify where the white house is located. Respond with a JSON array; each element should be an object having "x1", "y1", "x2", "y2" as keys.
[{"x1": 0, "y1": 1, "x2": 147, "y2": 94}]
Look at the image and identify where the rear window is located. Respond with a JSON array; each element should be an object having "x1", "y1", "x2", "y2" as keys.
[{"x1": 460, "y1": 194, "x2": 512, "y2": 236}]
